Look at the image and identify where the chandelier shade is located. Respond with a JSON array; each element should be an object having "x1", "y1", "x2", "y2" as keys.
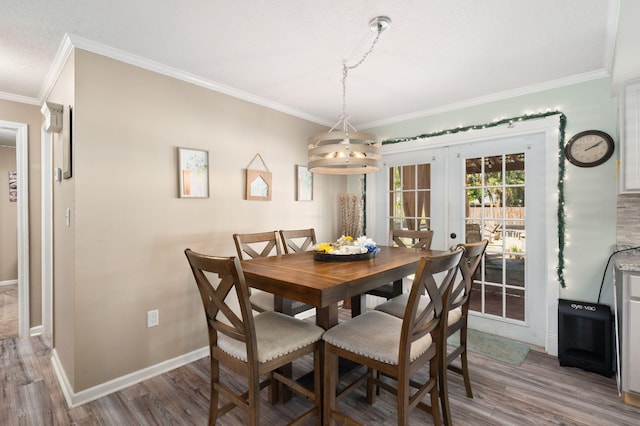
[
  {"x1": 308, "y1": 130, "x2": 381, "y2": 174},
  {"x1": 308, "y1": 16, "x2": 390, "y2": 175}
]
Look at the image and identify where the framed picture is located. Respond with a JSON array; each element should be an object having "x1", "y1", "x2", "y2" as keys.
[
  {"x1": 296, "y1": 165, "x2": 313, "y2": 201},
  {"x1": 178, "y1": 147, "x2": 209, "y2": 198},
  {"x1": 8, "y1": 171, "x2": 17, "y2": 202},
  {"x1": 246, "y1": 169, "x2": 272, "y2": 201}
]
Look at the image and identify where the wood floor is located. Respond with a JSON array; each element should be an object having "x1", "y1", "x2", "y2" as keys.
[
  {"x1": 2, "y1": 309, "x2": 640, "y2": 425},
  {"x1": 0, "y1": 284, "x2": 18, "y2": 339}
]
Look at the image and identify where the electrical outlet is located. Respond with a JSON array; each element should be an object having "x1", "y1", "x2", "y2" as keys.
[{"x1": 147, "y1": 309, "x2": 159, "y2": 328}]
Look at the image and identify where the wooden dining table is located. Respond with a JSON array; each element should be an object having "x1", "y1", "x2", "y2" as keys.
[{"x1": 241, "y1": 245, "x2": 445, "y2": 329}]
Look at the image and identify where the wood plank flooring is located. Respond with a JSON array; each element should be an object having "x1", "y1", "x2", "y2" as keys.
[
  {"x1": 2, "y1": 309, "x2": 640, "y2": 425},
  {"x1": 0, "y1": 283, "x2": 18, "y2": 339}
]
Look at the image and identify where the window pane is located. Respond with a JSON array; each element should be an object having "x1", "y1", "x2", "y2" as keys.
[
  {"x1": 484, "y1": 283, "x2": 503, "y2": 317},
  {"x1": 506, "y1": 288, "x2": 525, "y2": 321},
  {"x1": 505, "y1": 153, "x2": 525, "y2": 184},
  {"x1": 466, "y1": 158, "x2": 482, "y2": 186},
  {"x1": 484, "y1": 155, "x2": 503, "y2": 186}
]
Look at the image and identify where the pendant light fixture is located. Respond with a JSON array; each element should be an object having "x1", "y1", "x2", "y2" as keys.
[{"x1": 308, "y1": 16, "x2": 391, "y2": 175}]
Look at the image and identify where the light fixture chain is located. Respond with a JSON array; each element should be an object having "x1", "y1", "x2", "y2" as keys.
[{"x1": 341, "y1": 29, "x2": 383, "y2": 127}]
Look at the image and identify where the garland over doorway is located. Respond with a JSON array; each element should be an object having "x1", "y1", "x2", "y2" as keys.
[{"x1": 381, "y1": 111, "x2": 568, "y2": 288}]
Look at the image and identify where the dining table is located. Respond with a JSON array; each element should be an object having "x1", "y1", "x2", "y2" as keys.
[{"x1": 241, "y1": 245, "x2": 446, "y2": 329}]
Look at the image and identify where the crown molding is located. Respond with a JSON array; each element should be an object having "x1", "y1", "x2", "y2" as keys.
[
  {"x1": 45, "y1": 34, "x2": 331, "y2": 126},
  {"x1": 0, "y1": 91, "x2": 39, "y2": 106},
  {"x1": 360, "y1": 69, "x2": 610, "y2": 130}
]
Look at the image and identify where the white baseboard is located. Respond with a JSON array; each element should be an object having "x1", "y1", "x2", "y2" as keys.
[
  {"x1": 0, "y1": 279, "x2": 18, "y2": 286},
  {"x1": 52, "y1": 346, "x2": 209, "y2": 408}
]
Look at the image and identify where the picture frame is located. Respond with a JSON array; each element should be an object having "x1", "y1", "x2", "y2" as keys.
[
  {"x1": 178, "y1": 147, "x2": 209, "y2": 198},
  {"x1": 296, "y1": 164, "x2": 313, "y2": 201},
  {"x1": 63, "y1": 106, "x2": 73, "y2": 179},
  {"x1": 246, "y1": 169, "x2": 272, "y2": 201}
]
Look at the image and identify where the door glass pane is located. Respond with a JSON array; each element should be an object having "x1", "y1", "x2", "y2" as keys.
[
  {"x1": 388, "y1": 163, "x2": 431, "y2": 234},
  {"x1": 465, "y1": 152, "x2": 526, "y2": 322}
]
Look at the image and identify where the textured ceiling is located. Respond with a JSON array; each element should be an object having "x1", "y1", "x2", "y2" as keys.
[{"x1": 0, "y1": 0, "x2": 619, "y2": 128}]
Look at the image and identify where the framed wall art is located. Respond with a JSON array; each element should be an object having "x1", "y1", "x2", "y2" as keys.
[
  {"x1": 296, "y1": 164, "x2": 313, "y2": 201},
  {"x1": 245, "y1": 153, "x2": 272, "y2": 201},
  {"x1": 178, "y1": 147, "x2": 209, "y2": 198}
]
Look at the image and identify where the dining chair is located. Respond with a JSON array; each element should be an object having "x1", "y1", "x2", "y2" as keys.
[
  {"x1": 439, "y1": 239, "x2": 488, "y2": 424},
  {"x1": 233, "y1": 231, "x2": 312, "y2": 316},
  {"x1": 374, "y1": 240, "x2": 488, "y2": 425},
  {"x1": 279, "y1": 228, "x2": 317, "y2": 254},
  {"x1": 366, "y1": 229, "x2": 435, "y2": 300},
  {"x1": 184, "y1": 249, "x2": 323, "y2": 426},
  {"x1": 322, "y1": 248, "x2": 463, "y2": 426}
]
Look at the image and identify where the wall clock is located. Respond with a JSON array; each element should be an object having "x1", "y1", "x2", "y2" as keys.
[{"x1": 565, "y1": 130, "x2": 615, "y2": 167}]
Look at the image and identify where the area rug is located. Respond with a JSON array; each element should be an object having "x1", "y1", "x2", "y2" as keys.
[{"x1": 447, "y1": 329, "x2": 530, "y2": 366}]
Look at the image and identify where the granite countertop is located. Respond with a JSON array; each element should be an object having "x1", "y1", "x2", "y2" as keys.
[{"x1": 613, "y1": 244, "x2": 640, "y2": 272}]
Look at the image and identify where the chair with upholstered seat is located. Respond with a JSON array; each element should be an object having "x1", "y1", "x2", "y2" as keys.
[
  {"x1": 279, "y1": 228, "x2": 317, "y2": 254},
  {"x1": 322, "y1": 248, "x2": 463, "y2": 426},
  {"x1": 438, "y1": 239, "x2": 488, "y2": 424},
  {"x1": 233, "y1": 231, "x2": 313, "y2": 316},
  {"x1": 366, "y1": 229, "x2": 435, "y2": 300},
  {"x1": 375, "y1": 240, "x2": 488, "y2": 425},
  {"x1": 184, "y1": 249, "x2": 323, "y2": 426}
]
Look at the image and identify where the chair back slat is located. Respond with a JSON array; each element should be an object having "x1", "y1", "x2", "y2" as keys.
[
  {"x1": 233, "y1": 231, "x2": 282, "y2": 260},
  {"x1": 402, "y1": 249, "x2": 464, "y2": 346},
  {"x1": 448, "y1": 239, "x2": 489, "y2": 310},
  {"x1": 279, "y1": 228, "x2": 317, "y2": 254},
  {"x1": 184, "y1": 249, "x2": 258, "y2": 358},
  {"x1": 390, "y1": 229, "x2": 434, "y2": 250}
]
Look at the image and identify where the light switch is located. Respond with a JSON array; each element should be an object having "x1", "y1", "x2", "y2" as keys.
[{"x1": 66, "y1": 208, "x2": 70, "y2": 227}]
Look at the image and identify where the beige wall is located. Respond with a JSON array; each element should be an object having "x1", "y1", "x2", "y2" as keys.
[
  {"x1": 0, "y1": 146, "x2": 17, "y2": 281},
  {"x1": 47, "y1": 50, "x2": 76, "y2": 387},
  {"x1": 51, "y1": 49, "x2": 345, "y2": 392},
  {"x1": 0, "y1": 99, "x2": 42, "y2": 327}
]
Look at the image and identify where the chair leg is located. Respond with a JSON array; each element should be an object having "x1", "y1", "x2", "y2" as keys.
[
  {"x1": 439, "y1": 361, "x2": 451, "y2": 426},
  {"x1": 460, "y1": 349, "x2": 473, "y2": 398},
  {"x1": 430, "y1": 357, "x2": 442, "y2": 426},
  {"x1": 323, "y1": 344, "x2": 338, "y2": 426},
  {"x1": 459, "y1": 325, "x2": 473, "y2": 398},
  {"x1": 249, "y1": 372, "x2": 260, "y2": 426},
  {"x1": 314, "y1": 344, "x2": 322, "y2": 426},
  {"x1": 397, "y1": 370, "x2": 409, "y2": 426},
  {"x1": 209, "y1": 356, "x2": 219, "y2": 426}
]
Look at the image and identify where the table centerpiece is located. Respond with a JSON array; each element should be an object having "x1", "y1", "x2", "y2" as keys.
[{"x1": 313, "y1": 235, "x2": 380, "y2": 262}]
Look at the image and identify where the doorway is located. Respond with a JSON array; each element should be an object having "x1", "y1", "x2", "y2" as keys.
[
  {"x1": 0, "y1": 120, "x2": 29, "y2": 338},
  {"x1": 367, "y1": 117, "x2": 560, "y2": 350}
]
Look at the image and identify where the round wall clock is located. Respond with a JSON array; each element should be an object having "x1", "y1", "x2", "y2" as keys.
[{"x1": 565, "y1": 130, "x2": 615, "y2": 167}]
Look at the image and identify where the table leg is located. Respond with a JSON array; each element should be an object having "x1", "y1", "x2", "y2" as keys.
[
  {"x1": 316, "y1": 304, "x2": 339, "y2": 330},
  {"x1": 350, "y1": 294, "x2": 366, "y2": 317}
]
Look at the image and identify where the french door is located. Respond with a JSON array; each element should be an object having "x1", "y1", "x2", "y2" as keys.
[{"x1": 370, "y1": 130, "x2": 550, "y2": 347}]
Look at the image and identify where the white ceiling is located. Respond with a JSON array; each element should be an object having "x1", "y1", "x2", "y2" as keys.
[{"x1": 0, "y1": 0, "x2": 619, "y2": 129}]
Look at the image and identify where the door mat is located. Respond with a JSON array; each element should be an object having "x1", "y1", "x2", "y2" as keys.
[{"x1": 448, "y1": 329, "x2": 530, "y2": 366}]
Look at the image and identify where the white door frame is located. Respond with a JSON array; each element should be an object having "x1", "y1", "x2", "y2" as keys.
[
  {"x1": 41, "y1": 128, "x2": 53, "y2": 337},
  {"x1": 0, "y1": 120, "x2": 29, "y2": 337},
  {"x1": 366, "y1": 116, "x2": 561, "y2": 354}
]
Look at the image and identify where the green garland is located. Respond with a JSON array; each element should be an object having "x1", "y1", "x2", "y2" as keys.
[{"x1": 381, "y1": 111, "x2": 567, "y2": 288}]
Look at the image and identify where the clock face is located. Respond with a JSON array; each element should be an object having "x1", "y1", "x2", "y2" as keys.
[{"x1": 565, "y1": 130, "x2": 614, "y2": 167}]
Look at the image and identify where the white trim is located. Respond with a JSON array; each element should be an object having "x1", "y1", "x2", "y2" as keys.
[
  {"x1": 0, "y1": 120, "x2": 29, "y2": 337},
  {"x1": 360, "y1": 72, "x2": 608, "y2": 129},
  {"x1": 52, "y1": 346, "x2": 209, "y2": 408},
  {"x1": 367, "y1": 114, "x2": 561, "y2": 353},
  {"x1": 0, "y1": 279, "x2": 18, "y2": 286},
  {"x1": 52, "y1": 34, "x2": 332, "y2": 127},
  {"x1": 30, "y1": 325, "x2": 43, "y2": 336},
  {"x1": 41, "y1": 127, "x2": 54, "y2": 337}
]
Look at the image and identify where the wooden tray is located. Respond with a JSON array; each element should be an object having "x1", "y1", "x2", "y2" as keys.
[{"x1": 313, "y1": 251, "x2": 376, "y2": 262}]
